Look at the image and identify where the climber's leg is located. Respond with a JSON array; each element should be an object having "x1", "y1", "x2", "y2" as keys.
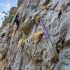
[{"x1": 16, "y1": 21, "x2": 19, "y2": 30}]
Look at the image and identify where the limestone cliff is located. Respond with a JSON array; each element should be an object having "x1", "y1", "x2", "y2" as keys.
[{"x1": 0, "y1": 0, "x2": 70, "y2": 70}]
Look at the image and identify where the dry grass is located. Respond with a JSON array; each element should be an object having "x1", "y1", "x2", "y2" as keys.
[
  {"x1": 51, "y1": 52, "x2": 59, "y2": 63},
  {"x1": 0, "y1": 48, "x2": 8, "y2": 60},
  {"x1": 32, "y1": 31, "x2": 44, "y2": 42}
]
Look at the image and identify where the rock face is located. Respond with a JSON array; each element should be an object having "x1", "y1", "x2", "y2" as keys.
[
  {"x1": 17, "y1": 0, "x2": 24, "y2": 7},
  {"x1": 0, "y1": 0, "x2": 70, "y2": 70}
]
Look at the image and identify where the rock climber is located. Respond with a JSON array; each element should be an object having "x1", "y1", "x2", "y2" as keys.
[
  {"x1": 58, "y1": 10, "x2": 62, "y2": 19},
  {"x1": 13, "y1": 13, "x2": 20, "y2": 30}
]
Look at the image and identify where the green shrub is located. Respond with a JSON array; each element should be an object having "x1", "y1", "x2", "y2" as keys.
[
  {"x1": 23, "y1": 18, "x2": 36, "y2": 35},
  {"x1": 2, "y1": 15, "x2": 14, "y2": 27},
  {"x1": 22, "y1": 14, "x2": 40, "y2": 35},
  {"x1": 23, "y1": 23, "x2": 31, "y2": 35},
  {"x1": 2, "y1": 7, "x2": 17, "y2": 27}
]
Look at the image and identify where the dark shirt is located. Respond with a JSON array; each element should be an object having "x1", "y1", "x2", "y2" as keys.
[{"x1": 14, "y1": 14, "x2": 19, "y2": 22}]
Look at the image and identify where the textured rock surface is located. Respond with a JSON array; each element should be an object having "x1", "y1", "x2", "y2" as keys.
[{"x1": 0, "y1": 0, "x2": 70, "y2": 70}]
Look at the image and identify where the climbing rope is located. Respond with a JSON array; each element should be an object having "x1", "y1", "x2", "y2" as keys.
[
  {"x1": 40, "y1": 18, "x2": 52, "y2": 44},
  {"x1": 39, "y1": 18, "x2": 54, "y2": 59}
]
